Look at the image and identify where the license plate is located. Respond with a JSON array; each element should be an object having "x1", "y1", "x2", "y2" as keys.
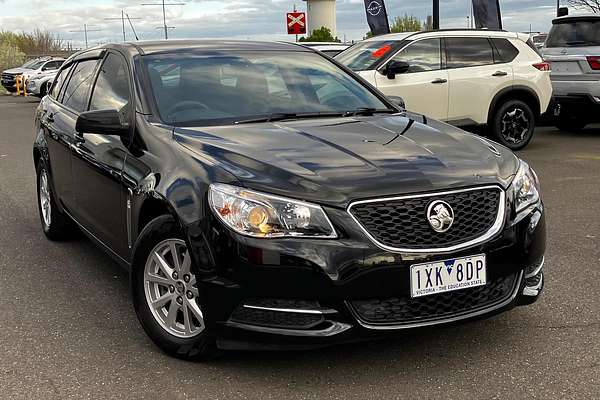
[
  {"x1": 410, "y1": 254, "x2": 486, "y2": 298},
  {"x1": 552, "y1": 61, "x2": 581, "y2": 74}
]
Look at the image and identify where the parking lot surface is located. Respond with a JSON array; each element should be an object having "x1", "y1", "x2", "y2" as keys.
[{"x1": 0, "y1": 94, "x2": 598, "y2": 399}]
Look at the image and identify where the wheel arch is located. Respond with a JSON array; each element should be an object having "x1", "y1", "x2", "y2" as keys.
[{"x1": 488, "y1": 86, "x2": 541, "y2": 124}]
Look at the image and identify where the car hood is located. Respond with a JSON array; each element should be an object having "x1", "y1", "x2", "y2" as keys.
[
  {"x1": 174, "y1": 115, "x2": 519, "y2": 208},
  {"x1": 2, "y1": 67, "x2": 30, "y2": 75}
]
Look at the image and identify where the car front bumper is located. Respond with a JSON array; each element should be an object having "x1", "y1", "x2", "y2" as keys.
[{"x1": 186, "y1": 200, "x2": 546, "y2": 351}]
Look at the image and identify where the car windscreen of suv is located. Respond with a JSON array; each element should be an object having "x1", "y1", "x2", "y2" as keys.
[
  {"x1": 335, "y1": 41, "x2": 400, "y2": 71},
  {"x1": 144, "y1": 51, "x2": 392, "y2": 126},
  {"x1": 546, "y1": 19, "x2": 600, "y2": 47}
]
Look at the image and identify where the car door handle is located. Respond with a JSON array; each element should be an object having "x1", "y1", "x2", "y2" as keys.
[
  {"x1": 431, "y1": 78, "x2": 448, "y2": 84},
  {"x1": 45, "y1": 113, "x2": 54, "y2": 124},
  {"x1": 492, "y1": 71, "x2": 508, "y2": 77}
]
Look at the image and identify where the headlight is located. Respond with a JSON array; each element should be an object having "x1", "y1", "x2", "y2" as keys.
[
  {"x1": 208, "y1": 183, "x2": 337, "y2": 238},
  {"x1": 511, "y1": 160, "x2": 540, "y2": 213}
]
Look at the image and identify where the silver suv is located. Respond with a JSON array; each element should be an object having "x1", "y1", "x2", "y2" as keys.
[{"x1": 543, "y1": 15, "x2": 600, "y2": 130}]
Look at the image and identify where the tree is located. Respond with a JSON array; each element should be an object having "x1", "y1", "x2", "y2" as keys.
[
  {"x1": 365, "y1": 14, "x2": 422, "y2": 38},
  {"x1": 390, "y1": 14, "x2": 423, "y2": 33},
  {"x1": 299, "y1": 26, "x2": 340, "y2": 42},
  {"x1": 567, "y1": 0, "x2": 600, "y2": 12}
]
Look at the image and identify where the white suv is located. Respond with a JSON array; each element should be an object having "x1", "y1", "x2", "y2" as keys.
[{"x1": 337, "y1": 30, "x2": 553, "y2": 150}]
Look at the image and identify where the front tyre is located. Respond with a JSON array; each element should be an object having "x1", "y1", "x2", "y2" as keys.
[
  {"x1": 36, "y1": 161, "x2": 75, "y2": 240},
  {"x1": 132, "y1": 216, "x2": 217, "y2": 361},
  {"x1": 489, "y1": 100, "x2": 535, "y2": 150}
]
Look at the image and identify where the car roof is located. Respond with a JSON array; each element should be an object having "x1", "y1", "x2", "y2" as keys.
[
  {"x1": 363, "y1": 29, "x2": 522, "y2": 43},
  {"x1": 552, "y1": 14, "x2": 600, "y2": 23},
  {"x1": 117, "y1": 39, "x2": 314, "y2": 55}
]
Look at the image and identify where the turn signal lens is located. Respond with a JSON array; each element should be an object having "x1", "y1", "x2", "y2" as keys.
[
  {"x1": 247, "y1": 206, "x2": 269, "y2": 228},
  {"x1": 587, "y1": 56, "x2": 600, "y2": 70}
]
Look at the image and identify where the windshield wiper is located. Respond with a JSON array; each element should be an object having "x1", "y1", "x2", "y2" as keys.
[
  {"x1": 343, "y1": 108, "x2": 397, "y2": 117},
  {"x1": 235, "y1": 112, "x2": 344, "y2": 125}
]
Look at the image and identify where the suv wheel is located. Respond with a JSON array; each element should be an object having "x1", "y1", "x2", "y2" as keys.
[
  {"x1": 36, "y1": 161, "x2": 76, "y2": 240},
  {"x1": 489, "y1": 100, "x2": 535, "y2": 150},
  {"x1": 132, "y1": 215, "x2": 217, "y2": 361}
]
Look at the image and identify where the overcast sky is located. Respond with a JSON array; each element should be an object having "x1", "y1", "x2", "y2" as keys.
[{"x1": 0, "y1": 0, "x2": 562, "y2": 48}]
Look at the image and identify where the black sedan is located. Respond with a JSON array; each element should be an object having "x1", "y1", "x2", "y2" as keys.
[{"x1": 33, "y1": 40, "x2": 545, "y2": 360}]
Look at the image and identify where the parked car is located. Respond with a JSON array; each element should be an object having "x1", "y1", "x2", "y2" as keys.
[
  {"x1": 34, "y1": 40, "x2": 545, "y2": 360},
  {"x1": 300, "y1": 42, "x2": 350, "y2": 57},
  {"x1": 542, "y1": 14, "x2": 600, "y2": 130},
  {"x1": 336, "y1": 30, "x2": 553, "y2": 150},
  {"x1": 531, "y1": 33, "x2": 548, "y2": 49},
  {"x1": 26, "y1": 70, "x2": 58, "y2": 97},
  {"x1": 2, "y1": 58, "x2": 63, "y2": 92}
]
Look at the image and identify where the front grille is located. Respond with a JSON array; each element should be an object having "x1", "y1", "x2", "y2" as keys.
[
  {"x1": 229, "y1": 299, "x2": 325, "y2": 330},
  {"x1": 349, "y1": 187, "x2": 502, "y2": 250},
  {"x1": 349, "y1": 273, "x2": 519, "y2": 326}
]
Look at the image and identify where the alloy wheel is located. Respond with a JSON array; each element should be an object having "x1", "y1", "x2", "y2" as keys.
[
  {"x1": 500, "y1": 107, "x2": 531, "y2": 145},
  {"x1": 39, "y1": 170, "x2": 51, "y2": 228},
  {"x1": 143, "y1": 239, "x2": 204, "y2": 338}
]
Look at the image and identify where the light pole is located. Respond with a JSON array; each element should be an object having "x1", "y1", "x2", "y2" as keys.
[
  {"x1": 141, "y1": 0, "x2": 185, "y2": 40},
  {"x1": 69, "y1": 24, "x2": 101, "y2": 49},
  {"x1": 105, "y1": 10, "x2": 141, "y2": 42},
  {"x1": 433, "y1": 0, "x2": 440, "y2": 30}
]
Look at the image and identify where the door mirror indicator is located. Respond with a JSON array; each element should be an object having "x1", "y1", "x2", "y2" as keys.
[
  {"x1": 388, "y1": 96, "x2": 406, "y2": 111},
  {"x1": 75, "y1": 109, "x2": 129, "y2": 137},
  {"x1": 384, "y1": 60, "x2": 410, "y2": 79}
]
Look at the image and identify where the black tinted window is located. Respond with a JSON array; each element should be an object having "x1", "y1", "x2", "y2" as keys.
[
  {"x1": 51, "y1": 65, "x2": 72, "y2": 99},
  {"x1": 546, "y1": 20, "x2": 600, "y2": 47},
  {"x1": 391, "y1": 39, "x2": 441, "y2": 73},
  {"x1": 492, "y1": 38, "x2": 519, "y2": 63},
  {"x1": 62, "y1": 60, "x2": 99, "y2": 112},
  {"x1": 90, "y1": 53, "x2": 130, "y2": 111},
  {"x1": 446, "y1": 38, "x2": 494, "y2": 69}
]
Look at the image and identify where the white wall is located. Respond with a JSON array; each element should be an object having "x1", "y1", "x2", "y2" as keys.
[{"x1": 305, "y1": 0, "x2": 337, "y2": 36}]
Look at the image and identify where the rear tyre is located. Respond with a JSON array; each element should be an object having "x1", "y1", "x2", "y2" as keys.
[
  {"x1": 36, "y1": 160, "x2": 76, "y2": 240},
  {"x1": 132, "y1": 215, "x2": 218, "y2": 361},
  {"x1": 489, "y1": 99, "x2": 536, "y2": 151}
]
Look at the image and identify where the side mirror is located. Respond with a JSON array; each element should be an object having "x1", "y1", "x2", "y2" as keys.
[
  {"x1": 75, "y1": 109, "x2": 129, "y2": 137},
  {"x1": 384, "y1": 60, "x2": 410, "y2": 79},
  {"x1": 388, "y1": 96, "x2": 406, "y2": 111}
]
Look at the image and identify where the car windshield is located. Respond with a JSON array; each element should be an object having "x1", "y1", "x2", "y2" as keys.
[
  {"x1": 546, "y1": 19, "x2": 600, "y2": 47},
  {"x1": 21, "y1": 59, "x2": 46, "y2": 69},
  {"x1": 335, "y1": 41, "x2": 399, "y2": 71},
  {"x1": 144, "y1": 50, "x2": 392, "y2": 126}
]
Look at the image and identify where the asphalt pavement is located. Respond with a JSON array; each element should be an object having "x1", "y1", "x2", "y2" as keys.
[{"x1": 0, "y1": 94, "x2": 598, "y2": 399}]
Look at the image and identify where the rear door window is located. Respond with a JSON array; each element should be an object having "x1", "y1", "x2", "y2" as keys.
[
  {"x1": 61, "y1": 59, "x2": 99, "y2": 112},
  {"x1": 446, "y1": 38, "x2": 494, "y2": 69},
  {"x1": 491, "y1": 38, "x2": 519, "y2": 63},
  {"x1": 546, "y1": 19, "x2": 600, "y2": 47}
]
